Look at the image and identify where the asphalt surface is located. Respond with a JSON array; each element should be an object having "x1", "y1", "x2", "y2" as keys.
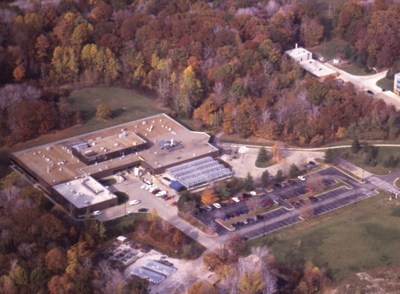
[{"x1": 193, "y1": 166, "x2": 380, "y2": 239}]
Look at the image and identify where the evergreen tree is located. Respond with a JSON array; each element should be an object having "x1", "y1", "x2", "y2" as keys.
[
  {"x1": 243, "y1": 172, "x2": 254, "y2": 191},
  {"x1": 324, "y1": 149, "x2": 336, "y2": 163},
  {"x1": 255, "y1": 147, "x2": 270, "y2": 167},
  {"x1": 351, "y1": 138, "x2": 360, "y2": 154},
  {"x1": 288, "y1": 164, "x2": 300, "y2": 178},
  {"x1": 275, "y1": 170, "x2": 284, "y2": 183},
  {"x1": 261, "y1": 170, "x2": 270, "y2": 188}
]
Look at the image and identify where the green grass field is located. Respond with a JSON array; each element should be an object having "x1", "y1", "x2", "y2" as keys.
[
  {"x1": 309, "y1": 39, "x2": 345, "y2": 60},
  {"x1": 341, "y1": 64, "x2": 372, "y2": 76},
  {"x1": 68, "y1": 87, "x2": 169, "y2": 133},
  {"x1": 336, "y1": 147, "x2": 400, "y2": 175},
  {"x1": 245, "y1": 193, "x2": 400, "y2": 280},
  {"x1": 377, "y1": 77, "x2": 393, "y2": 91}
]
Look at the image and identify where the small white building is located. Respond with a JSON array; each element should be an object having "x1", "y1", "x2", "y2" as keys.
[
  {"x1": 394, "y1": 73, "x2": 400, "y2": 95},
  {"x1": 285, "y1": 45, "x2": 337, "y2": 79},
  {"x1": 285, "y1": 45, "x2": 312, "y2": 62}
]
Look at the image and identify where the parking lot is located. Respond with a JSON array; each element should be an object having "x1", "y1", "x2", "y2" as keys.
[
  {"x1": 97, "y1": 171, "x2": 179, "y2": 221},
  {"x1": 193, "y1": 166, "x2": 378, "y2": 239}
]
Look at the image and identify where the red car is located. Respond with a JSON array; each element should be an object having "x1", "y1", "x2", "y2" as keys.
[
  {"x1": 164, "y1": 194, "x2": 175, "y2": 201},
  {"x1": 171, "y1": 201, "x2": 178, "y2": 206}
]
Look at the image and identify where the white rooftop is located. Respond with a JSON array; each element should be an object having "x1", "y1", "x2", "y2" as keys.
[
  {"x1": 285, "y1": 47, "x2": 312, "y2": 59},
  {"x1": 300, "y1": 59, "x2": 337, "y2": 77},
  {"x1": 53, "y1": 176, "x2": 117, "y2": 209}
]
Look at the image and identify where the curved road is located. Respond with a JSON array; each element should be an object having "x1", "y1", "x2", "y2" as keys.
[
  {"x1": 219, "y1": 142, "x2": 400, "y2": 151},
  {"x1": 323, "y1": 63, "x2": 400, "y2": 110}
]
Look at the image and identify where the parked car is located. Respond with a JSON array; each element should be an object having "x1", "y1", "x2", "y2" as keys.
[
  {"x1": 128, "y1": 199, "x2": 141, "y2": 206},
  {"x1": 164, "y1": 194, "x2": 175, "y2": 201},
  {"x1": 138, "y1": 208, "x2": 148, "y2": 212},
  {"x1": 231, "y1": 197, "x2": 240, "y2": 203},
  {"x1": 205, "y1": 205, "x2": 213, "y2": 212},
  {"x1": 155, "y1": 190, "x2": 167, "y2": 197},
  {"x1": 298, "y1": 175, "x2": 306, "y2": 181},
  {"x1": 171, "y1": 201, "x2": 178, "y2": 206},
  {"x1": 92, "y1": 210, "x2": 102, "y2": 216},
  {"x1": 213, "y1": 203, "x2": 222, "y2": 209}
]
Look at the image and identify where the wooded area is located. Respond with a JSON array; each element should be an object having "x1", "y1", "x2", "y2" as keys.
[{"x1": 0, "y1": 0, "x2": 400, "y2": 147}]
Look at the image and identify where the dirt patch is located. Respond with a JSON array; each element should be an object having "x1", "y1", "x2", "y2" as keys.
[{"x1": 332, "y1": 265, "x2": 400, "y2": 294}]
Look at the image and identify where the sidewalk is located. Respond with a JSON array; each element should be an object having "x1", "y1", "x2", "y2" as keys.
[{"x1": 336, "y1": 159, "x2": 372, "y2": 180}]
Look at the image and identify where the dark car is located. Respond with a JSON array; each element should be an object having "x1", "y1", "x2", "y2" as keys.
[
  {"x1": 367, "y1": 90, "x2": 374, "y2": 95},
  {"x1": 138, "y1": 208, "x2": 148, "y2": 212}
]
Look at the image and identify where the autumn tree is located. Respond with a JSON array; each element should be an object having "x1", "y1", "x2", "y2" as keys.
[
  {"x1": 271, "y1": 143, "x2": 282, "y2": 163},
  {"x1": 201, "y1": 188, "x2": 219, "y2": 205},
  {"x1": 13, "y1": 64, "x2": 26, "y2": 82},
  {"x1": 297, "y1": 261, "x2": 329, "y2": 294},
  {"x1": 175, "y1": 65, "x2": 203, "y2": 117},
  {"x1": 187, "y1": 280, "x2": 216, "y2": 294},
  {"x1": 96, "y1": 103, "x2": 112, "y2": 120},
  {"x1": 92, "y1": 261, "x2": 125, "y2": 294},
  {"x1": 223, "y1": 246, "x2": 277, "y2": 294},
  {"x1": 300, "y1": 17, "x2": 324, "y2": 47},
  {"x1": 45, "y1": 247, "x2": 67, "y2": 274}
]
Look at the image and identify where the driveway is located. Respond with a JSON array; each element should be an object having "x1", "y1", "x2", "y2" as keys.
[{"x1": 324, "y1": 63, "x2": 400, "y2": 110}]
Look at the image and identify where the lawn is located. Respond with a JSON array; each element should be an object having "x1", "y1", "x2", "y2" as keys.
[
  {"x1": 308, "y1": 38, "x2": 346, "y2": 61},
  {"x1": 245, "y1": 193, "x2": 400, "y2": 280},
  {"x1": 336, "y1": 147, "x2": 400, "y2": 175},
  {"x1": 377, "y1": 77, "x2": 393, "y2": 91},
  {"x1": 341, "y1": 64, "x2": 372, "y2": 76},
  {"x1": 67, "y1": 87, "x2": 169, "y2": 134}
]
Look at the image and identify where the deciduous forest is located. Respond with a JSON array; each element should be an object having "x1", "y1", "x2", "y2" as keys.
[{"x1": 0, "y1": 0, "x2": 400, "y2": 147}]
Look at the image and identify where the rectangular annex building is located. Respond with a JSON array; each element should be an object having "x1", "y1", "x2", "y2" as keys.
[
  {"x1": 167, "y1": 156, "x2": 233, "y2": 189},
  {"x1": 285, "y1": 46, "x2": 337, "y2": 79},
  {"x1": 11, "y1": 113, "x2": 220, "y2": 216}
]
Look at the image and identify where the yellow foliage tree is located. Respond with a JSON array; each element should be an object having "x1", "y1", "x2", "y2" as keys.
[
  {"x1": 187, "y1": 281, "x2": 216, "y2": 294},
  {"x1": 238, "y1": 270, "x2": 264, "y2": 294},
  {"x1": 201, "y1": 188, "x2": 219, "y2": 205}
]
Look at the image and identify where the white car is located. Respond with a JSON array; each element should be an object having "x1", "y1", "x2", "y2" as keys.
[
  {"x1": 156, "y1": 190, "x2": 167, "y2": 197},
  {"x1": 232, "y1": 197, "x2": 240, "y2": 203},
  {"x1": 128, "y1": 199, "x2": 141, "y2": 206},
  {"x1": 298, "y1": 175, "x2": 306, "y2": 181},
  {"x1": 148, "y1": 186, "x2": 158, "y2": 192},
  {"x1": 213, "y1": 203, "x2": 222, "y2": 209},
  {"x1": 250, "y1": 191, "x2": 257, "y2": 196},
  {"x1": 92, "y1": 210, "x2": 102, "y2": 216}
]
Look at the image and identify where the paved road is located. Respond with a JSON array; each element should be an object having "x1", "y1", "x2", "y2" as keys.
[{"x1": 323, "y1": 63, "x2": 400, "y2": 110}]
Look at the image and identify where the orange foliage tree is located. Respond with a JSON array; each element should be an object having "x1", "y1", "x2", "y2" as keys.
[{"x1": 201, "y1": 188, "x2": 219, "y2": 205}]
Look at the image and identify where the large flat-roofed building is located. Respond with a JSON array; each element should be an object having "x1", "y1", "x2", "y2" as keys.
[
  {"x1": 394, "y1": 73, "x2": 400, "y2": 95},
  {"x1": 11, "y1": 113, "x2": 220, "y2": 215}
]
